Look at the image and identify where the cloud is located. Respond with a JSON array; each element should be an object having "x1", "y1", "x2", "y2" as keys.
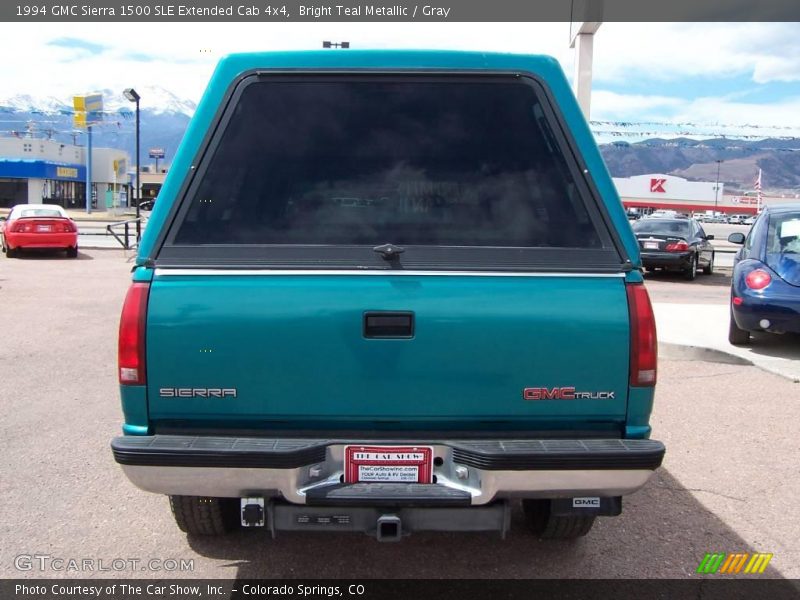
[
  {"x1": 752, "y1": 56, "x2": 800, "y2": 84},
  {"x1": 594, "y1": 22, "x2": 800, "y2": 85},
  {"x1": 2, "y1": 21, "x2": 800, "y2": 138},
  {"x1": 591, "y1": 89, "x2": 800, "y2": 141},
  {"x1": 676, "y1": 96, "x2": 800, "y2": 129},
  {"x1": 0, "y1": 22, "x2": 577, "y2": 105},
  {"x1": 593, "y1": 91, "x2": 684, "y2": 119}
]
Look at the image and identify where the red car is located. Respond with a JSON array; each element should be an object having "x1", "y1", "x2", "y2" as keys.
[{"x1": 1, "y1": 204, "x2": 79, "y2": 258}]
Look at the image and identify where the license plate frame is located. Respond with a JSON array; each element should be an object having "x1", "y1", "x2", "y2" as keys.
[
  {"x1": 344, "y1": 445, "x2": 434, "y2": 484},
  {"x1": 37, "y1": 225, "x2": 52, "y2": 232},
  {"x1": 643, "y1": 241, "x2": 659, "y2": 250}
]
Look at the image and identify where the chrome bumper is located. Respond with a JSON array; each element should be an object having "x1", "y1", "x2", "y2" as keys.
[{"x1": 112, "y1": 436, "x2": 664, "y2": 505}]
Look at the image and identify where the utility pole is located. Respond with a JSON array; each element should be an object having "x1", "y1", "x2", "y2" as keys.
[{"x1": 714, "y1": 159, "x2": 722, "y2": 214}]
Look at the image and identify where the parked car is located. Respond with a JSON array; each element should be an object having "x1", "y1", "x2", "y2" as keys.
[
  {"x1": 729, "y1": 214, "x2": 748, "y2": 225},
  {"x1": 743, "y1": 215, "x2": 757, "y2": 226},
  {"x1": 0, "y1": 204, "x2": 78, "y2": 258},
  {"x1": 111, "y1": 50, "x2": 664, "y2": 541},
  {"x1": 645, "y1": 209, "x2": 678, "y2": 219},
  {"x1": 727, "y1": 204, "x2": 800, "y2": 344},
  {"x1": 632, "y1": 217, "x2": 715, "y2": 280}
]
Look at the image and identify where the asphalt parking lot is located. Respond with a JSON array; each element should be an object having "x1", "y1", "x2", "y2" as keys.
[{"x1": 0, "y1": 249, "x2": 798, "y2": 581}]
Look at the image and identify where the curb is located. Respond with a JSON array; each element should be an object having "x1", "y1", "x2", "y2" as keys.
[
  {"x1": 660, "y1": 342, "x2": 753, "y2": 366},
  {"x1": 660, "y1": 341, "x2": 799, "y2": 383},
  {"x1": 80, "y1": 245, "x2": 136, "y2": 251}
]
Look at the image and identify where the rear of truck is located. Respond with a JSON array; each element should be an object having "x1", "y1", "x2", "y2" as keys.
[{"x1": 112, "y1": 51, "x2": 663, "y2": 540}]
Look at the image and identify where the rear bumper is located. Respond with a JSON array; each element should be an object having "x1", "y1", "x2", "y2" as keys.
[
  {"x1": 732, "y1": 295, "x2": 800, "y2": 334},
  {"x1": 5, "y1": 231, "x2": 77, "y2": 249},
  {"x1": 111, "y1": 436, "x2": 665, "y2": 505},
  {"x1": 640, "y1": 251, "x2": 692, "y2": 269}
]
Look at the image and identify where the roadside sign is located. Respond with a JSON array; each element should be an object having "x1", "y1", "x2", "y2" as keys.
[
  {"x1": 73, "y1": 93, "x2": 104, "y2": 128},
  {"x1": 148, "y1": 148, "x2": 165, "y2": 159},
  {"x1": 113, "y1": 158, "x2": 127, "y2": 177}
]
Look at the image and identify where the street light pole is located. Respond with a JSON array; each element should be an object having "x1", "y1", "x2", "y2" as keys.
[
  {"x1": 123, "y1": 88, "x2": 141, "y2": 243},
  {"x1": 714, "y1": 159, "x2": 722, "y2": 214},
  {"x1": 85, "y1": 124, "x2": 92, "y2": 214}
]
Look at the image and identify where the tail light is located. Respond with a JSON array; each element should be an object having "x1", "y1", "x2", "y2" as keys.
[
  {"x1": 665, "y1": 241, "x2": 689, "y2": 252},
  {"x1": 745, "y1": 269, "x2": 771, "y2": 290},
  {"x1": 10, "y1": 221, "x2": 33, "y2": 233},
  {"x1": 118, "y1": 282, "x2": 150, "y2": 385},
  {"x1": 627, "y1": 282, "x2": 657, "y2": 387},
  {"x1": 57, "y1": 220, "x2": 76, "y2": 233}
]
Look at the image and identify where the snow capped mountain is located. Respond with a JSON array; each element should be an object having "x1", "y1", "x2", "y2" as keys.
[
  {"x1": 98, "y1": 85, "x2": 197, "y2": 117},
  {"x1": 0, "y1": 86, "x2": 197, "y2": 117},
  {"x1": 0, "y1": 94, "x2": 72, "y2": 113}
]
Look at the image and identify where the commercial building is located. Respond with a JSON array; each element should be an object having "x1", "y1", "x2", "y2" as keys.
[
  {"x1": 139, "y1": 165, "x2": 168, "y2": 204},
  {"x1": 0, "y1": 136, "x2": 129, "y2": 211},
  {"x1": 614, "y1": 173, "x2": 798, "y2": 216}
]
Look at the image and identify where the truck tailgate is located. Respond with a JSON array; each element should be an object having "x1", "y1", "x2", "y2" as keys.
[{"x1": 146, "y1": 272, "x2": 630, "y2": 429}]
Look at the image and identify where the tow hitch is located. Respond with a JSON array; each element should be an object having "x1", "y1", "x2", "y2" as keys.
[
  {"x1": 241, "y1": 497, "x2": 265, "y2": 527},
  {"x1": 376, "y1": 514, "x2": 403, "y2": 542}
]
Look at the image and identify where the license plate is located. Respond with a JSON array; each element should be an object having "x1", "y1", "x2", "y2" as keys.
[
  {"x1": 643, "y1": 241, "x2": 659, "y2": 249},
  {"x1": 37, "y1": 225, "x2": 52, "y2": 232},
  {"x1": 344, "y1": 445, "x2": 433, "y2": 483}
]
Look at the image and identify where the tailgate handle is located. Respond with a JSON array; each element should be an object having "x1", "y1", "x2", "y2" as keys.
[{"x1": 363, "y1": 312, "x2": 414, "y2": 338}]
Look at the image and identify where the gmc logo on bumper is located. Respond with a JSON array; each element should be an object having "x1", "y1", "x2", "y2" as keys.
[{"x1": 523, "y1": 387, "x2": 615, "y2": 400}]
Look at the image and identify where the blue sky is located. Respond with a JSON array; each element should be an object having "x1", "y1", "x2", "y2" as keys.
[
  {"x1": 46, "y1": 37, "x2": 109, "y2": 55},
  {"x1": 0, "y1": 22, "x2": 799, "y2": 141}
]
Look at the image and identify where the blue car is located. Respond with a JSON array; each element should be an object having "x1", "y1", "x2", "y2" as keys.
[{"x1": 728, "y1": 203, "x2": 800, "y2": 344}]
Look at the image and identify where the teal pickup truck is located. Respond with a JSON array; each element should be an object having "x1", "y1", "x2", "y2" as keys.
[{"x1": 112, "y1": 50, "x2": 663, "y2": 541}]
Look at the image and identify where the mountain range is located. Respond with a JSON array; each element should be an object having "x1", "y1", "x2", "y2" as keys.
[
  {"x1": 0, "y1": 86, "x2": 195, "y2": 170},
  {"x1": 1, "y1": 90, "x2": 799, "y2": 192},
  {"x1": 600, "y1": 137, "x2": 800, "y2": 194}
]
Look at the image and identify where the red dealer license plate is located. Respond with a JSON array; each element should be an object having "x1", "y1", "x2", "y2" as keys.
[{"x1": 344, "y1": 445, "x2": 434, "y2": 483}]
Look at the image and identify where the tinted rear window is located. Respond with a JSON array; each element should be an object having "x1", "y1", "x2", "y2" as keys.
[
  {"x1": 17, "y1": 208, "x2": 62, "y2": 218},
  {"x1": 169, "y1": 76, "x2": 607, "y2": 251},
  {"x1": 633, "y1": 219, "x2": 691, "y2": 236}
]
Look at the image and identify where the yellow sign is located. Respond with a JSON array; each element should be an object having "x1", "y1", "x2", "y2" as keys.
[
  {"x1": 56, "y1": 167, "x2": 79, "y2": 179},
  {"x1": 73, "y1": 94, "x2": 103, "y2": 112},
  {"x1": 113, "y1": 158, "x2": 127, "y2": 177},
  {"x1": 73, "y1": 93, "x2": 104, "y2": 128}
]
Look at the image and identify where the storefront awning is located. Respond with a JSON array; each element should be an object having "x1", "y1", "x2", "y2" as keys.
[{"x1": 0, "y1": 159, "x2": 86, "y2": 181}]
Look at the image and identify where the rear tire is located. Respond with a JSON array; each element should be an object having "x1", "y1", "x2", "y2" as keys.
[
  {"x1": 703, "y1": 253, "x2": 714, "y2": 275},
  {"x1": 522, "y1": 499, "x2": 596, "y2": 539},
  {"x1": 6, "y1": 246, "x2": 18, "y2": 258},
  {"x1": 728, "y1": 309, "x2": 750, "y2": 345},
  {"x1": 169, "y1": 495, "x2": 240, "y2": 535},
  {"x1": 684, "y1": 254, "x2": 698, "y2": 281},
  {"x1": 66, "y1": 246, "x2": 78, "y2": 258}
]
